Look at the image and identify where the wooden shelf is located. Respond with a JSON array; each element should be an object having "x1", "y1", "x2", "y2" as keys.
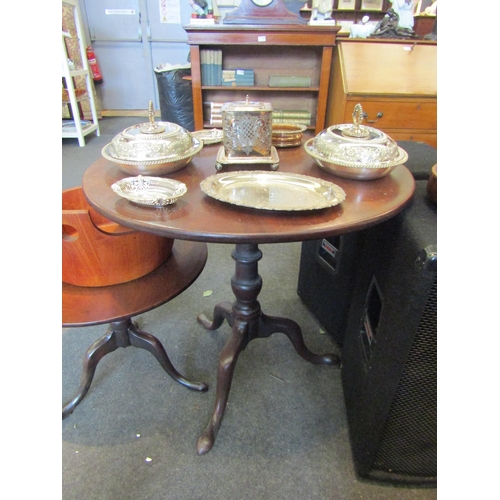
[
  {"x1": 62, "y1": 120, "x2": 100, "y2": 139},
  {"x1": 184, "y1": 25, "x2": 341, "y2": 135},
  {"x1": 201, "y1": 86, "x2": 321, "y2": 92},
  {"x1": 62, "y1": 0, "x2": 100, "y2": 147}
]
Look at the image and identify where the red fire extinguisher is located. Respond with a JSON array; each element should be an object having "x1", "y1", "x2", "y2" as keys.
[{"x1": 86, "y1": 45, "x2": 103, "y2": 84}]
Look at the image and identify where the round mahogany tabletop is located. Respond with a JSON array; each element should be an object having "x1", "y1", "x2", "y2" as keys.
[
  {"x1": 63, "y1": 240, "x2": 208, "y2": 327},
  {"x1": 82, "y1": 137, "x2": 415, "y2": 244}
]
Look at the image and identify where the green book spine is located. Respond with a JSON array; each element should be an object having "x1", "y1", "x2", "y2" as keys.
[
  {"x1": 201, "y1": 50, "x2": 208, "y2": 86},
  {"x1": 268, "y1": 76, "x2": 311, "y2": 88},
  {"x1": 216, "y1": 50, "x2": 222, "y2": 86},
  {"x1": 209, "y1": 50, "x2": 214, "y2": 86}
]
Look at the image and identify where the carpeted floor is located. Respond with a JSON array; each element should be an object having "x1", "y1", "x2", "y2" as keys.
[{"x1": 62, "y1": 117, "x2": 437, "y2": 500}]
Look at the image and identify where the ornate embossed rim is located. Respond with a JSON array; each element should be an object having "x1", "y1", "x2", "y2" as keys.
[
  {"x1": 200, "y1": 170, "x2": 346, "y2": 211},
  {"x1": 101, "y1": 138, "x2": 203, "y2": 166},
  {"x1": 304, "y1": 139, "x2": 408, "y2": 169}
]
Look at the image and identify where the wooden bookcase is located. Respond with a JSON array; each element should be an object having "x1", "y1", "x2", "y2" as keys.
[{"x1": 183, "y1": 25, "x2": 340, "y2": 134}]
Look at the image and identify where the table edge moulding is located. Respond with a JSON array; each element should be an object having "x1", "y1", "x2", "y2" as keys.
[{"x1": 183, "y1": 25, "x2": 341, "y2": 135}]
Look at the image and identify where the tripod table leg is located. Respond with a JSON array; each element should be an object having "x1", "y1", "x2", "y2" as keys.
[
  {"x1": 197, "y1": 301, "x2": 233, "y2": 330},
  {"x1": 196, "y1": 320, "x2": 247, "y2": 455},
  {"x1": 128, "y1": 321, "x2": 208, "y2": 392},
  {"x1": 63, "y1": 318, "x2": 208, "y2": 419},
  {"x1": 259, "y1": 313, "x2": 340, "y2": 366},
  {"x1": 62, "y1": 327, "x2": 120, "y2": 419}
]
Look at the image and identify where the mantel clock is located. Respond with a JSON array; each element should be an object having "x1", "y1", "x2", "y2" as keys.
[{"x1": 223, "y1": 0, "x2": 305, "y2": 25}]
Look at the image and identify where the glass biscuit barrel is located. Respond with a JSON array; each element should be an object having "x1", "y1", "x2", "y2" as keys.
[{"x1": 221, "y1": 97, "x2": 273, "y2": 158}]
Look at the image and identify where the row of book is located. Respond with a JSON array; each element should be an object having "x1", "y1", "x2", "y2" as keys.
[
  {"x1": 204, "y1": 103, "x2": 312, "y2": 128},
  {"x1": 207, "y1": 102, "x2": 223, "y2": 127},
  {"x1": 272, "y1": 110, "x2": 312, "y2": 126},
  {"x1": 222, "y1": 69, "x2": 255, "y2": 87},
  {"x1": 200, "y1": 49, "x2": 222, "y2": 86},
  {"x1": 200, "y1": 49, "x2": 256, "y2": 87},
  {"x1": 200, "y1": 50, "x2": 313, "y2": 89}
]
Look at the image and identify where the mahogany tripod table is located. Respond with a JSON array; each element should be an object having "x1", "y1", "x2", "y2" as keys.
[
  {"x1": 62, "y1": 240, "x2": 209, "y2": 419},
  {"x1": 82, "y1": 137, "x2": 415, "y2": 453}
]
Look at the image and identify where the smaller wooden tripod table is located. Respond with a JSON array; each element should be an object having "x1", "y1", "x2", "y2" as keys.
[{"x1": 62, "y1": 240, "x2": 209, "y2": 419}]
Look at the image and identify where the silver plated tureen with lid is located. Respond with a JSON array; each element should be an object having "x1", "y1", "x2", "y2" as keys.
[
  {"x1": 102, "y1": 102, "x2": 202, "y2": 176},
  {"x1": 304, "y1": 104, "x2": 408, "y2": 180}
]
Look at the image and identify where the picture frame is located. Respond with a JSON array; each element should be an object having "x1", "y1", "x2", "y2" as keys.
[
  {"x1": 337, "y1": 19, "x2": 354, "y2": 33},
  {"x1": 414, "y1": 0, "x2": 434, "y2": 15},
  {"x1": 337, "y1": 0, "x2": 356, "y2": 10},
  {"x1": 360, "y1": 0, "x2": 384, "y2": 11}
]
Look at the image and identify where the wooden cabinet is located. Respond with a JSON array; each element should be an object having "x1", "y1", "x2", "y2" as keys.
[
  {"x1": 184, "y1": 25, "x2": 340, "y2": 135},
  {"x1": 326, "y1": 39, "x2": 437, "y2": 147}
]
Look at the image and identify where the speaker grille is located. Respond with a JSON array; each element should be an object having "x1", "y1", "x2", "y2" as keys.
[{"x1": 371, "y1": 278, "x2": 437, "y2": 477}]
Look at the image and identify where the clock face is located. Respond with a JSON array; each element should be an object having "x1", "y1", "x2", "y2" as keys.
[
  {"x1": 251, "y1": 0, "x2": 274, "y2": 6},
  {"x1": 224, "y1": 0, "x2": 303, "y2": 25}
]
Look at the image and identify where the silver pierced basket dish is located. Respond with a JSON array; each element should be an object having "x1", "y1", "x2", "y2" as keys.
[
  {"x1": 102, "y1": 102, "x2": 202, "y2": 176},
  {"x1": 111, "y1": 175, "x2": 187, "y2": 207},
  {"x1": 304, "y1": 104, "x2": 408, "y2": 180}
]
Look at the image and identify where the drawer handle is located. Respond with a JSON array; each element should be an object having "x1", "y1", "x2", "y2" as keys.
[{"x1": 362, "y1": 111, "x2": 384, "y2": 123}]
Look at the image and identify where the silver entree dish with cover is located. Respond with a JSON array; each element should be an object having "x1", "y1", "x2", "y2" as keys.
[
  {"x1": 304, "y1": 103, "x2": 408, "y2": 180},
  {"x1": 102, "y1": 102, "x2": 202, "y2": 176}
]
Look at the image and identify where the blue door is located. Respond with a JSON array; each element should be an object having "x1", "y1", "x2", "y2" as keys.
[{"x1": 81, "y1": 0, "x2": 193, "y2": 110}]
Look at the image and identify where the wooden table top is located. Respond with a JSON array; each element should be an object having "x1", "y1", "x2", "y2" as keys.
[
  {"x1": 82, "y1": 137, "x2": 415, "y2": 244},
  {"x1": 63, "y1": 240, "x2": 208, "y2": 327}
]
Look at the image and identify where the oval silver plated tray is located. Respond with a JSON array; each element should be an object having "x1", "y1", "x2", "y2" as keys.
[
  {"x1": 191, "y1": 128, "x2": 223, "y2": 145},
  {"x1": 112, "y1": 175, "x2": 187, "y2": 207},
  {"x1": 200, "y1": 171, "x2": 346, "y2": 211}
]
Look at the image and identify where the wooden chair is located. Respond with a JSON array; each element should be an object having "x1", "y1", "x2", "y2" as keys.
[{"x1": 62, "y1": 187, "x2": 208, "y2": 418}]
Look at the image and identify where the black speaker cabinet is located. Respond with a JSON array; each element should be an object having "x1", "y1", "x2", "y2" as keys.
[
  {"x1": 297, "y1": 232, "x2": 365, "y2": 346},
  {"x1": 397, "y1": 141, "x2": 437, "y2": 180},
  {"x1": 297, "y1": 142, "x2": 436, "y2": 347},
  {"x1": 341, "y1": 180, "x2": 437, "y2": 486}
]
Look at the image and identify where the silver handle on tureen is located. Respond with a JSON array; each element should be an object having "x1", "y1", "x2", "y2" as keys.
[
  {"x1": 139, "y1": 101, "x2": 165, "y2": 134},
  {"x1": 342, "y1": 104, "x2": 370, "y2": 139}
]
